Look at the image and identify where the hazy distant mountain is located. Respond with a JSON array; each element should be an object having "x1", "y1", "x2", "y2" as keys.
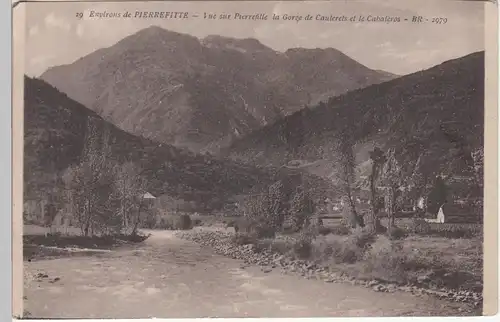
[
  {"x1": 24, "y1": 76, "x2": 338, "y2": 211},
  {"x1": 40, "y1": 26, "x2": 396, "y2": 154},
  {"x1": 226, "y1": 52, "x2": 484, "y2": 185}
]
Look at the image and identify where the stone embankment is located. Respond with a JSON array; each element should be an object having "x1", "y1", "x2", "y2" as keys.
[{"x1": 175, "y1": 229, "x2": 483, "y2": 309}]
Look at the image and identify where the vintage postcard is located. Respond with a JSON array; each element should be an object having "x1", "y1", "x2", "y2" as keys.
[{"x1": 12, "y1": 0, "x2": 498, "y2": 319}]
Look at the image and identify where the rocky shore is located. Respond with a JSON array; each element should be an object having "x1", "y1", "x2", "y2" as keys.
[{"x1": 175, "y1": 229, "x2": 483, "y2": 311}]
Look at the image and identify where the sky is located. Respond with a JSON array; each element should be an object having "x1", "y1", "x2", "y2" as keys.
[{"x1": 18, "y1": 0, "x2": 486, "y2": 77}]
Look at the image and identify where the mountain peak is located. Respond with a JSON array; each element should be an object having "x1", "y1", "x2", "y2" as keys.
[
  {"x1": 134, "y1": 25, "x2": 182, "y2": 37},
  {"x1": 202, "y1": 35, "x2": 272, "y2": 53},
  {"x1": 115, "y1": 25, "x2": 200, "y2": 50},
  {"x1": 40, "y1": 28, "x2": 397, "y2": 154}
]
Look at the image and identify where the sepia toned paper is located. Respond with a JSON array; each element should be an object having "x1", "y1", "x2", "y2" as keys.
[{"x1": 12, "y1": 0, "x2": 498, "y2": 319}]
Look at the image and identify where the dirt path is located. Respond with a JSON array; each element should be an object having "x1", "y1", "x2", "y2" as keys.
[{"x1": 24, "y1": 230, "x2": 474, "y2": 318}]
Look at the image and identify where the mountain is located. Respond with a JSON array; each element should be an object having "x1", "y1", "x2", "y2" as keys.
[
  {"x1": 40, "y1": 26, "x2": 396, "y2": 154},
  {"x1": 226, "y1": 52, "x2": 485, "y2": 188},
  {"x1": 24, "y1": 76, "x2": 338, "y2": 213}
]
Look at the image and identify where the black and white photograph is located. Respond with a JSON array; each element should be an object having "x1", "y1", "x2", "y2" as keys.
[{"x1": 13, "y1": 0, "x2": 496, "y2": 318}]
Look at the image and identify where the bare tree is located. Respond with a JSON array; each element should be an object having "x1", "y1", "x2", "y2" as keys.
[
  {"x1": 62, "y1": 120, "x2": 115, "y2": 236},
  {"x1": 289, "y1": 186, "x2": 315, "y2": 231},
  {"x1": 334, "y1": 134, "x2": 364, "y2": 228},
  {"x1": 380, "y1": 139, "x2": 433, "y2": 228},
  {"x1": 42, "y1": 203, "x2": 58, "y2": 236},
  {"x1": 379, "y1": 149, "x2": 402, "y2": 228},
  {"x1": 110, "y1": 162, "x2": 147, "y2": 235},
  {"x1": 267, "y1": 180, "x2": 289, "y2": 229},
  {"x1": 367, "y1": 147, "x2": 387, "y2": 233}
]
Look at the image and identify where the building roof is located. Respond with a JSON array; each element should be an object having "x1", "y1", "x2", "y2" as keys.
[{"x1": 142, "y1": 192, "x2": 156, "y2": 199}]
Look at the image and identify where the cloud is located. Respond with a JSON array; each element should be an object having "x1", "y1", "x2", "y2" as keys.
[
  {"x1": 44, "y1": 13, "x2": 71, "y2": 32},
  {"x1": 28, "y1": 54, "x2": 57, "y2": 76}
]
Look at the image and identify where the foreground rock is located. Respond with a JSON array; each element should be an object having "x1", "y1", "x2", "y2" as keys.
[{"x1": 175, "y1": 230, "x2": 483, "y2": 309}]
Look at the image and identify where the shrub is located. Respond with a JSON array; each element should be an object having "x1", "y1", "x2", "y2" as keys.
[
  {"x1": 281, "y1": 224, "x2": 298, "y2": 234},
  {"x1": 292, "y1": 233, "x2": 313, "y2": 259},
  {"x1": 408, "y1": 218, "x2": 432, "y2": 234},
  {"x1": 122, "y1": 232, "x2": 151, "y2": 243},
  {"x1": 252, "y1": 223, "x2": 277, "y2": 239},
  {"x1": 255, "y1": 238, "x2": 293, "y2": 255},
  {"x1": 387, "y1": 226, "x2": 407, "y2": 240},
  {"x1": 232, "y1": 233, "x2": 256, "y2": 245},
  {"x1": 289, "y1": 187, "x2": 315, "y2": 231},
  {"x1": 328, "y1": 225, "x2": 350, "y2": 236},
  {"x1": 311, "y1": 230, "x2": 376, "y2": 264},
  {"x1": 404, "y1": 219, "x2": 481, "y2": 239},
  {"x1": 239, "y1": 180, "x2": 293, "y2": 232},
  {"x1": 362, "y1": 235, "x2": 410, "y2": 283},
  {"x1": 157, "y1": 217, "x2": 174, "y2": 230},
  {"x1": 311, "y1": 228, "x2": 377, "y2": 264},
  {"x1": 324, "y1": 237, "x2": 363, "y2": 264},
  {"x1": 335, "y1": 243, "x2": 362, "y2": 263},
  {"x1": 174, "y1": 214, "x2": 192, "y2": 230},
  {"x1": 231, "y1": 218, "x2": 256, "y2": 234},
  {"x1": 267, "y1": 181, "x2": 289, "y2": 229},
  {"x1": 317, "y1": 226, "x2": 333, "y2": 235},
  {"x1": 141, "y1": 215, "x2": 158, "y2": 229},
  {"x1": 311, "y1": 237, "x2": 335, "y2": 260},
  {"x1": 349, "y1": 228, "x2": 376, "y2": 249}
]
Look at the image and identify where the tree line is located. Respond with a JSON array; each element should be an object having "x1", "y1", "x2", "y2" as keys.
[{"x1": 41, "y1": 120, "x2": 150, "y2": 237}]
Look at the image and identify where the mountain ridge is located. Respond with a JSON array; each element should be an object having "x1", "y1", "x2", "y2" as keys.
[
  {"x1": 40, "y1": 26, "x2": 396, "y2": 154},
  {"x1": 225, "y1": 51, "x2": 484, "y2": 186},
  {"x1": 24, "y1": 75, "x2": 339, "y2": 212}
]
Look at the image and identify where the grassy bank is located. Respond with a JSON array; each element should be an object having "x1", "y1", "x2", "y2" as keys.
[
  {"x1": 258, "y1": 231, "x2": 483, "y2": 293},
  {"x1": 23, "y1": 229, "x2": 150, "y2": 261},
  {"x1": 178, "y1": 224, "x2": 483, "y2": 308}
]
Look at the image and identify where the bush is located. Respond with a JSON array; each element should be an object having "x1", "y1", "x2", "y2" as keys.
[
  {"x1": 123, "y1": 232, "x2": 151, "y2": 243},
  {"x1": 408, "y1": 218, "x2": 432, "y2": 234},
  {"x1": 404, "y1": 219, "x2": 481, "y2": 239},
  {"x1": 289, "y1": 187, "x2": 315, "y2": 231},
  {"x1": 156, "y1": 217, "x2": 174, "y2": 230},
  {"x1": 317, "y1": 226, "x2": 332, "y2": 235},
  {"x1": 232, "y1": 233, "x2": 256, "y2": 245},
  {"x1": 292, "y1": 232, "x2": 314, "y2": 259},
  {"x1": 328, "y1": 225, "x2": 350, "y2": 236},
  {"x1": 313, "y1": 236, "x2": 362, "y2": 264},
  {"x1": 252, "y1": 224, "x2": 277, "y2": 239},
  {"x1": 350, "y1": 228, "x2": 376, "y2": 249},
  {"x1": 141, "y1": 215, "x2": 158, "y2": 229},
  {"x1": 422, "y1": 225, "x2": 481, "y2": 239},
  {"x1": 238, "y1": 180, "x2": 293, "y2": 232},
  {"x1": 281, "y1": 224, "x2": 298, "y2": 234},
  {"x1": 293, "y1": 239, "x2": 312, "y2": 259},
  {"x1": 387, "y1": 226, "x2": 407, "y2": 240},
  {"x1": 309, "y1": 228, "x2": 376, "y2": 264},
  {"x1": 362, "y1": 235, "x2": 410, "y2": 283},
  {"x1": 174, "y1": 214, "x2": 192, "y2": 230},
  {"x1": 255, "y1": 238, "x2": 293, "y2": 255}
]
